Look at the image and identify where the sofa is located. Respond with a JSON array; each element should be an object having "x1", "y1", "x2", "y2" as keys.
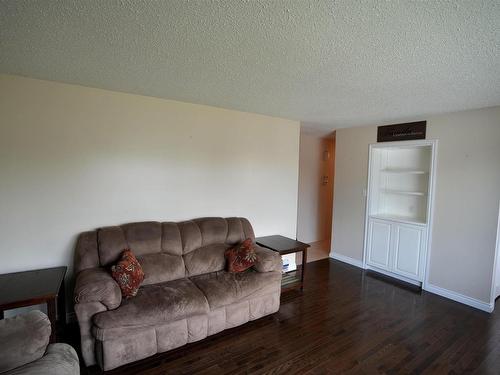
[
  {"x1": 73, "y1": 217, "x2": 282, "y2": 370},
  {"x1": 0, "y1": 311, "x2": 79, "y2": 375}
]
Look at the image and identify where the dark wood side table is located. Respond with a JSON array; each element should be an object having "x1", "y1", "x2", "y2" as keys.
[
  {"x1": 256, "y1": 235, "x2": 310, "y2": 292},
  {"x1": 0, "y1": 266, "x2": 67, "y2": 343}
]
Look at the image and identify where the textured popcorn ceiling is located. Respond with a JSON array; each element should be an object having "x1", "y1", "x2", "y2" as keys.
[{"x1": 1, "y1": 0, "x2": 499, "y2": 130}]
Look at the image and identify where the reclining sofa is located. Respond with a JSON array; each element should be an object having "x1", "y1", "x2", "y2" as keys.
[{"x1": 74, "y1": 217, "x2": 282, "y2": 370}]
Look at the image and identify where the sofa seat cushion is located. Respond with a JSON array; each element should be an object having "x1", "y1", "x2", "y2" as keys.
[
  {"x1": 93, "y1": 278, "x2": 209, "y2": 330},
  {"x1": 190, "y1": 270, "x2": 282, "y2": 309}
]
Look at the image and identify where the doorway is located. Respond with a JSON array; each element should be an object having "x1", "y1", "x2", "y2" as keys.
[{"x1": 296, "y1": 128, "x2": 335, "y2": 265}]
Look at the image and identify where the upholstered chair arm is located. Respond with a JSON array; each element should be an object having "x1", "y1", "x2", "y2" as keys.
[
  {"x1": 74, "y1": 268, "x2": 121, "y2": 310},
  {"x1": 0, "y1": 311, "x2": 51, "y2": 374},
  {"x1": 5, "y1": 343, "x2": 80, "y2": 375},
  {"x1": 253, "y1": 245, "x2": 282, "y2": 273}
]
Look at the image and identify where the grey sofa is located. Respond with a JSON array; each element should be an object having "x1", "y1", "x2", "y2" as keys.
[
  {"x1": 74, "y1": 217, "x2": 282, "y2": 371},
  {"x1": 0, "y1": 311, "x2": 79, "y2": 375}
]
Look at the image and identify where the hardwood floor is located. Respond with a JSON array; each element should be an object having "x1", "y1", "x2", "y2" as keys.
[
  {"x1": 75, "y1": 259, "x2": 500, "y2": 374},
  {"x1": 296, "y1": 239, "x2": 331, "y2": 265}
]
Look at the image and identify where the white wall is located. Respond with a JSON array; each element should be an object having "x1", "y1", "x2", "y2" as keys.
[
  {"x1": 0, "y1": 74, "x2": 300, "y2": 305},
  {"x1": 331, "y1": 106, "x2": 500, "y2": 304},
  {"x1": 297, "y1": 131, "x2": 334, "y2": 243}
]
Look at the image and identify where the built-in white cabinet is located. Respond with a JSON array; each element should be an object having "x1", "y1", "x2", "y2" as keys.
[
  {"x1": 366, "y1": 218, "x2": 426, "y2": 281},
  {"x1": 393, "y1": 223, "x2": 425, "y2": 279},
  {"x1": 366, "y1": 219, "x2": 391, "y2": 270},
  {"x1": 364, "y1": 140, "x2": 436, "y2": 285}
]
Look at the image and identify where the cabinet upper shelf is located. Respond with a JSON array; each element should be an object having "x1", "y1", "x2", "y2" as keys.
[
  {"x1": 368, "y1": 142, "x2": 434, "y2": 228},
  {"x1": 380, "y1": 168, "x2": 428, "y2": 175},
  {"x1": 381, "y1": 189, "x2": 427, "y2": 196}
]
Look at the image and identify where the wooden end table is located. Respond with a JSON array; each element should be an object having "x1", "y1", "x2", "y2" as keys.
[
  {"x1": 256, "y1": 235, "x2": 310, "y2": 292},
  {"x1": 0, "y1": 266, "x2": 67, "y2": 343}
]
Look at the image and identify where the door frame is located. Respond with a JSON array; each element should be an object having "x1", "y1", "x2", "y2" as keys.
[{"x1": 490, "y1": 201, "x2": 500, "y2": 309}]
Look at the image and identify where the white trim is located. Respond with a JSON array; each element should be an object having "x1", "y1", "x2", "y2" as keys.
[
  {"x1": 329, "y1": 252, "x2": 364, "y2": 268},
  {"x1": 365, "y1": 264, "x2": 421, "y2": 286},
  {"x1": 490, "y1": 201, "x2": 500, "y2": 308},
  {"x1": 368, "y1": 139, "x2": 438, "y2": 149},
  {"x1": 330, "y1": 251, "x2": 495, "y2": 313},
  {"x1": 361, "y1": 143, "x2": 373, "y2": 270},
  {"x1": 422, "y1": 140, "x2": 439, "y2": 291},
  {"x1": 425, "y1": 283, "x2": 494, "y2": 313}
]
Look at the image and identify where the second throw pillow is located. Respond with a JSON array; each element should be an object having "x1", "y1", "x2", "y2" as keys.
[{"x1": 225, "y1": 238, "x2": 258, "y2": 273}]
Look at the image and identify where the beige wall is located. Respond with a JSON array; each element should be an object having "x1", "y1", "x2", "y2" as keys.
[
  {"x1": 331, "y1": 106, "x2": 500, "y2": 303},
  {"x1": 426, "y1": 108, "x2": 500, "y2": 302},
  {"x1": 297, "y1": 131, "x2": 334, "y2": 243},
  {"x1": 331, "y1": 125, "x2": 376, "y2": 259},
  {"x1": 0, "y1": 74, "x2": 300, "y2": 287}
]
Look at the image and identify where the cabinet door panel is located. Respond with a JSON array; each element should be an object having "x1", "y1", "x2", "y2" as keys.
[
  {"x1": 393, "y1": 224, "x2": 423, "y2": 280},
  {"x1": 367, "y1": 220, "x2": 391, "y2": 269}
]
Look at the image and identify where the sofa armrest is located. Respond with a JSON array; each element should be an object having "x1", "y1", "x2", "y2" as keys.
[
  {"x1": 74, "y1": 268, "x2": 121, "y2": 310},
  {"x1": 253, "y1": 245, "x2": 282, "y2": 273},
  {"x1": 74, "y1": 302, "x2": 106, "y2": 367}
]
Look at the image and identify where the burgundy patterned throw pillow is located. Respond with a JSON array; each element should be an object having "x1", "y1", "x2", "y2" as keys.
[
  {"x1": 225, "y1": 238, "x2": 259, "y2": 273},
  {"x1": 111, "y1": 249, "x2": 145, "y2": 298}
]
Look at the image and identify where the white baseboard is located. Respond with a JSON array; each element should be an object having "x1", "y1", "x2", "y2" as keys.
[
  {"x1": 424, "y1": 283, "x2": 494, "y2": 313},
  {"x1": 329, "y1": 252, "x2": 364, "y2": 268},
  {"x1": 365, "y1": 265, "x2": 421, "y2": 286},
  {"x1": 330, "y1": 252, "x2": 494, "y2": 313}
]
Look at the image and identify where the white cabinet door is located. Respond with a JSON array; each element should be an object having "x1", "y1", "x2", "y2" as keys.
[
  {"x1": 367, "y1": 219, "x2": 392, "y2": 270},
  {"x1": 392, "y1": 224, "x2": 424, "y2": 281}
]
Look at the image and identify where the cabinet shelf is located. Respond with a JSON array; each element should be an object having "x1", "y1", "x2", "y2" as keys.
[
  {"x1": 381, "y1": 168, "x2": 428, "y2": 175},
  {"x1": 282, "y1": 271, "x2": 301, "y2": 286},
  {"x1": 381, "y1": 189, "x2": 427, "y2": 196},
  {"x1": 369, "y1": 214, "x2": 427, "y2": 226}
]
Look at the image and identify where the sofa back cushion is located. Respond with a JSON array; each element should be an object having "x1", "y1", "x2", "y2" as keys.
[
  {"x1": 75, "y1": 217, "x2": 255, "y2": 284},
  {"x1": 98, "y1": 222, "x2": 163, "y2": 266},
  {"x1": 136, "y1": 253, "x2": 185, "y2": 285},
  {"x1": 180, "y1": 217, "x2": 255, "y2": 276},
  {"x1": 97, "y1": 221, "x2": 184, "y2": 286}
]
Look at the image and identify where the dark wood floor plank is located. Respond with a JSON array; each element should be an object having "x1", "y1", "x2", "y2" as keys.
[{"x1": 70, "y1": 259, "x2": 499, "y2": 375}]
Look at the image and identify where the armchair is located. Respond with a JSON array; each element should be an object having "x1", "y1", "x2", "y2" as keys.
[{"x1": 0, "y1": 311, "x2": 79, "y2": 375}]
